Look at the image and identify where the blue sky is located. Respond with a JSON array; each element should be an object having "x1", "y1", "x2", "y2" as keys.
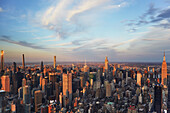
[{"x1": 0, "y1": 0, "x2": 170, "y2": 62}]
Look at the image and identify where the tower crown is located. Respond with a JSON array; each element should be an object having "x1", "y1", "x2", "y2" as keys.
[
  {"x1": 163, "y1": 51, "x2": 166, "y2": 61},
  {"x1": 1, "y1": 50, "x2": 4, "y2": 55}
]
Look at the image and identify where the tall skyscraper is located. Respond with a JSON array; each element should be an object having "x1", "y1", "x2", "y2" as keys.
[
  {"x1": 106, "y1": 83, "x2": 111, "y2": 97},
  {"x1": 62, "y1": 73, "x2": 72, "y2": 107},
  {"x1": 1, "y1": 50, "x2": 4, "y2": 71},
  {"x1": 54, "y1": 56, "x2": 56, "y2": 69},
  {"x1": 105, "y1": 56, "x2": 109, "y2": 72},
  {"x1": 161, "y1": 51, "x2": 167, "y2": 85},
  {"x1": 41, "y1": 61, "x2": 43, "y2": 72},
  {"x1": 153, "y1": 85, "x2": 162, "y2": 113},
  {"x1": 22, "y1": 54, "x2": 25, "y2": 71},
  {"x1": 137, "y1": 71, "x2": 142, "y2": 86},
  {"x1": 34, "y1": 90, "x2": 42, "y2": 112},
  {"x1": 1, "y1": 75, "x2": 10, "y2": 92},
  {"x1": 23, "y1": 85, "x2": 30, "y2": 104},
  {"x1": 13, "y1": 62, "x2": 16, "y2": 73}
]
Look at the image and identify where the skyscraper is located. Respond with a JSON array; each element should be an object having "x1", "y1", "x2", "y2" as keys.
[
  {"x1": 23, "y1": 85, "x2": 30, "y2": 104},
  {"x1": 62, "y1": 73, "x2": 72, "y2": 107},
  {"x1": 153, "y1": 85, "x2": 162, "y2": 113},
  {"x1": 106, "y1": 83, "x2": 111, "y2": 97},
  {"x1": 22, "y1": 54, "x2": 25, "y2": 71},
  {"x1": 1, "y1": 75, "x2": 10, "y2": 92},
  {"x1": 41, "y1": 61, "x2": 43, "y2": 72},
  {"x1": 161, "y1": 51, "x2": 167, "y2": 86},
  {"x1": 1, "y1": 50, "x2": 4, "y2": 71},
  {"x1": 13, "y1": 62, "x2": 16, "y2": 73},
  {"x1": 137, "y1": 71, "x2": 142, "y2": 86},
  {"x1": 54, "y1": 56, "x2": 56, "y2": 69},
  {"x1": 105, "y1": 56, "x2": 109, "y2": 72},
  {"x1": 34, "y1": 90, "x2": 42, "y2": 112}
]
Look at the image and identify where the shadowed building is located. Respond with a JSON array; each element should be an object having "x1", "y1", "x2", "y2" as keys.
[
  {"x1": 13, "y1": 62, "x2": 16, "y2": 73},
  {"x1": 153, "y1": 85, "x2": 162, "y2": 113},
  {"x1": 161, "y1": 51, "x2": 167, "y2": 86},
  {"x1": 41, "y1": 61, "x2": 43, "y2": 72}
]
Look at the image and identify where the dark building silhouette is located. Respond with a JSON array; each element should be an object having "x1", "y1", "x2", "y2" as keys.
[{"x1": 153, "y1": 85, "x2": 162, "y2": 113}]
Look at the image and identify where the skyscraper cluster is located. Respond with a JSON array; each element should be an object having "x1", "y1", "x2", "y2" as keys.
[{"x1": 0, "y1": 50, "x2": 169, "y2": 113}]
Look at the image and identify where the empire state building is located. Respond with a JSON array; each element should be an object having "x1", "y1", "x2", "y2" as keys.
[{"x1": 162, "y1": 51, "x2": 167, "y2": 86}]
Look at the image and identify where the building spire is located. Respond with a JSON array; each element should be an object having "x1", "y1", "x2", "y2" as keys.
[{"x1": 163, "y1": 51, "x2": 166, "y2": 61}]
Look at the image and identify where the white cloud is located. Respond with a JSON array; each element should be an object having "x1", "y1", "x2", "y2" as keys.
[
  {"x1": 0, "y1": 7, "x2": 3, "y2": 12},
  {"x1": 66, "y1": 0, "x2": 110, "y2": 21},
  {"x1": 35, "y1": 0, "x2": 129, "y2": 40}
]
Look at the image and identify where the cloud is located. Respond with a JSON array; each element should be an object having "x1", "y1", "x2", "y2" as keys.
[
  {"x1": 158, "y1": 8, "x2": 170, "y2": 18},
  {"x1": 0, "y1": 35, "x2": 47, "y2": 49},
  {"x1": 35, "y1": 0, "x2": 130, "y2": 39},
  {"x1": 125, "y1": 4, "x2": 170, "y2": 32},
  {"x1": 0, "y1": 7, "x2": 3, "y2": 12},
  {"x1": 112, "y1": 38, "x2": 137, "y2": 48},
  {"x1": 66, "y1": 0, "x2": 109, "y2": 21},
  {"x1": 17, "y1": 30, "x2": 38, "y2": 33}
]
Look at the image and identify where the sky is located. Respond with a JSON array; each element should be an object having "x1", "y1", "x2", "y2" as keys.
[{"x1": 0, "y1": 0, "x2": 170, "y2": 62}]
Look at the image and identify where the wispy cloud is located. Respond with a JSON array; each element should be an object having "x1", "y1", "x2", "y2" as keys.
[
  {"x1": 17, "y1": 30, "x2": 38, "y2": 33},
  {"x1": 35, "y1": 0, "x2": 130, "y2": 40},
  {"x1": 124, "y1": 3, "x2": 170, "y2": 33},
  {"x1": 0, "y1": 35, "x2": 47, "y2": 49},
  {"x1": 66, "y1": 0, "x2": 109, "y2": 21}
]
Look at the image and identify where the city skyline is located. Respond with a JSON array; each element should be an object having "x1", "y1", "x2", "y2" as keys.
[{"x1": 0, "y1": 0, "x2": 170, "y2": 62}]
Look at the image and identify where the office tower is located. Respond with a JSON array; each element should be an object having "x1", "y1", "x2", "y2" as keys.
[
  {"x1": 54, "y1": 56, "x2": 56, "y2": 69},
  {"x1": 84, "y1": 59, "x2": 88, "y2": 72},
  {"x1": 106, "y1": 83, "x2": 111, "y2": 97},
  {"x1": 1, "y1": 50, "x2": 4, "y2": 71},
  {"x1": 153, "y1": 85, "x2": 162, "y2": 113},
  {"x1": 41, "y1": 61, "x2": 43, "y2": 72},
  {"x1": 23, "y1": 85, "x2": 30, "y2": 104},
  {"x1": 148, "y1": 66, "x2": 150, "y2": 72},
  {"x1": 59, "y1": 93, "x2": 63, "y2": 108},
  {"x1": 105, "y1": 56, "x2": 109, "y2": 72},
  {"x1": 49, "y1": 73, "x2": 57, "y2": 86},
  {"x1": 0, "y1": 90, "x2": 5, "y2": 109},
  {"x1": 161, "y1": 51, "x2": 167, "y2": 85},
  {"x1": 42, "y1": 77, "x2": 48, "y2": 91},
  {"x1": 34, "y1": 90, "x2": 42, "y2": 112},
  {"x1": 137, "y1": 71, "x2": 142, "y2": 86},
  {"x1": 62, "y1": 73, "x2": 72, "y2": 107},
  {"x1": 22, "y1": 54, "x2": 25, "y2": 70},
  {"x1": 22, "y1": 78, "x2": 26, "y2": 87},
  {"x1": 55, "y1": 82, "x2": 59, "y2": 102},
  {"x1": 1, "y1": 75, "x2": 10, "y2": 92},
  {"x1": 13, "y1": 62, "x2": 16, "y2": 73},
  {"x1": 80, "y1": 76, "x2": 84, "y2": 89},
  {"x1": 25, "y1": 104, "x2": 31, "y2": 113}
]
